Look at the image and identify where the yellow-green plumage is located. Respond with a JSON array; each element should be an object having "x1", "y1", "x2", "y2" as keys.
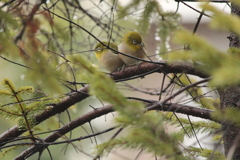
[
  {"x1": 95, "y1": 41, "x2": 124, "y2": 72},
  {"x1": 118, "y1": 31, "x2": 147, "y2": 66}
]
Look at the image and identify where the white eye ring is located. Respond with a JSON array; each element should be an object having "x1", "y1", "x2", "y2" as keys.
[
  {"x1": 132, "y1": 40, "x2": 137, "y2": 44},
  {"x1": 96, "y1": 47, "x2": 102, "y2": 52}
]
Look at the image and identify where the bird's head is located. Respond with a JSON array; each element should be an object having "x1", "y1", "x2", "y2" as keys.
[
  {"x1": 95, "y1": 41, "x2": 118, "y2": 60},
  {"x1": 123, "y1": 31, "x2": 145, "y2": 51}
]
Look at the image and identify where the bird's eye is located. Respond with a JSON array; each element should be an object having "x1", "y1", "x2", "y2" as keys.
[
  {"x1": 96, "y1": 47, "x2": 102, "y2": 52},
  {"x1": 132, "y1": 40, "x2": 137, "y2": 44}
]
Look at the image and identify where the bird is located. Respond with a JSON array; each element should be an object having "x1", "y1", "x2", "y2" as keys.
[
  {"x1": 118, "y1": 31, "x2": 146, "y2": 66},
  {"x1": 94, "y1": 41, "x2": 124, "y2": 72}
]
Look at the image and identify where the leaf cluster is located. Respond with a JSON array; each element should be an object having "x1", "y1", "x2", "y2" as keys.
[
  {"x1": 170, "y1": 3, "x2": 240, "y2": 87},
  {"x1": 0, "y1": 78, "x2": 59, "y2": 133},
  {"x1": 187, "y1": 147, "x2": 225, "y2": 160}
]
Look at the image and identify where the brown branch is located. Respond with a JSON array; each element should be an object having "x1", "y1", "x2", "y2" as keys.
[
  {"x1": 0, "y1": 85, "x2": 89, "y2": 147},
  {"x1": 111, "y1": 61, "x2": 209, "y2": 81},
  {"x1": 0, "y1": 61, "x2": 209, "y2": 148},
  {"x1": 14, "y1": 0, "x2": 46, "y2": 43},
  {"x1": 148, "y1": 102, "x2": 216, "y2": 122},
  {"x1": 14, "y1": 101, "x2": 215, "y2": 159},
  {"x1": 14, "y1": 105, "x2": 114, "y2": 160}
]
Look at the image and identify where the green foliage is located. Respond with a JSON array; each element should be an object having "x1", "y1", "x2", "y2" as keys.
[
  {"x1": 212, "y1": 134, "x2": 223, "y2": 142},
  {"x1": 0, "y1": 78, "x2": 60, "y2": 158},
  {"x1": 179, "y1": 120, "x2": 220, "y2": 137},
  {"x1": 199, "y1": 97, "x2": 220, "y2": 110},
  {"x1": 26, "y1": 55, "x2": 64, "y2": 93},
  {"x1": 0, "y1": 31, "x2": 19, "y2": 56},
  {"x1": 231, "y1": 0, "x2": 240, "y2": 6},
  {"x1": 188, "y1": 147, "x2": 225, "y2": 159},
  {"x1": 158, "y1": 13, "x2": 180, "y2": 56},
  {"x1": 173, "y1": 74, "x2": 219, "y2": 109},
  {"x1": 0, "y1": 78, "x2": 59, "y2": 131},
  {"x1": 70, "y1": 55, "x2": 144, "y2": 116},
  {"x1": 97, "y1": 111, "x2": 187, "y2": 160},
  {"x1": 70, "y1": 55, "x2": 189, "y2": 159},
  {"x1": 117, "y1": 0, "x2": 143, "y2": 19},
  {"x1": 173, "y1": 29, "x2": 226, "y2": 74},
  {"x1": 0, "y1": 0, "x2": 237, "y2": 159},
  {"x1": 138, "y1": 1, "x2": 162, "y2": 33},
  {"x1": 0, "y1": 9, "x2": 19, "y2": 56},
  {"x1": 210, "y1": 56, "x2": 240, "y2": 86},
  {"x1": 0, "y1": 145, "x2": 21, "y2": 158},
  {"x1": 212, "y1": 108, "x2": 240, "y2": 126},
  {"x1": 171, "y1": 28, "x2": 240, "y2": 87},
  {"x1": 0, "y1": 9, "x2": 19, "y2": 31},
  {"x1": 228, "y1": 47, "x2": 240, "y2": 57},
  {"x1": 170, "y1": 3, "x2": 240, "y2": 87},
  {"x1": 202, "y1": 3, "x2": 240, "y2": 35},
  {"x1": 165, "y1": 112, "x2": 220, "y2": 137}
]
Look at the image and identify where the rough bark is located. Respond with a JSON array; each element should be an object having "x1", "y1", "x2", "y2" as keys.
[{"x1": 220, "y1": 87, "x2": 240, "y2": 159}]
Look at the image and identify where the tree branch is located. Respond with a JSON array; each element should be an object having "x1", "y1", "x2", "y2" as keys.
[
  {"x1": 0, "y1": 61, "x2": 210, "y2": 148},
  {"x1": 148, "y1": 102, "x2": 216, "y2": 122},
  {"x1": 0, "y1": 85, "x2": 89, "y2": 147},
  {"x1": 14, "y1": 101, "x2": 215, "y2": 159},
  {"x1": 111, "y1": 61, "x2": 209, "y2": 81},
  {"x1": 14, "y1": 105, "x2": 114, "y2": 160},
  {"x1": 14, "y1": 0, "x2": 46, "y2": 43}
]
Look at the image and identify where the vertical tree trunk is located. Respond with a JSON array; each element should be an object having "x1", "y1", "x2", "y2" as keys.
[
  {"x1": 220, "y1": 87, "x2": 240, "y2": 159},
  {"x1": 220, "y1": 4, "x2": 240, "y2": 159}
]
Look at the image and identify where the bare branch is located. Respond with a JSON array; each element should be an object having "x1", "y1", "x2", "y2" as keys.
[
  {"x1": 111, "y1": 61, "x2": 209, "y2": 81},
  {"x1": 148, "y1": 102, "x2": 216, "y2": 122}
]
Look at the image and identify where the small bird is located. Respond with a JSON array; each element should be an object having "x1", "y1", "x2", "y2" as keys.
[
  {"x1": 95, "y1": 41, "x2": 124, "y2": 72},
  {"x1": 118, "y1": 31, "x2": 147, "y2": 66}
]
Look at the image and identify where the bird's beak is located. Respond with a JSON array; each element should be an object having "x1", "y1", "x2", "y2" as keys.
[{"x1": 139, "y1": 43, "x2": 145, "y2": 47}]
